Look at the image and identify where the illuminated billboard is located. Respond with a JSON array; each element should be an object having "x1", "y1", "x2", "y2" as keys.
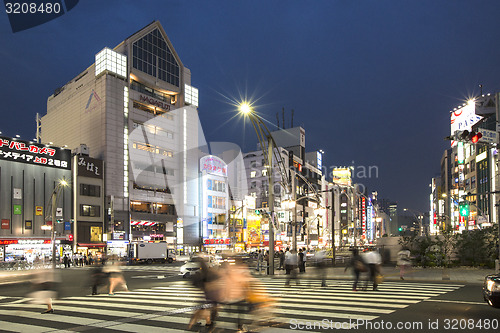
[
  {"x1": 331, "y1": 168, "x2": 352, "y2": 186},
  {"x1": 450, "y1": 101, "x2": 482, "y2": 146}
]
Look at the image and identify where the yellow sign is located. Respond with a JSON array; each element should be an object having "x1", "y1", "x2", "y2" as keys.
[
  {"x1": 35, "y1": 206, "x2": 43, "y2": 216},
  {"x1": 90, "y1": 226, "x2": 102, "y2": 242}
]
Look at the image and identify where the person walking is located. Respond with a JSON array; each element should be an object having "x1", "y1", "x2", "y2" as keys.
[
  {"x1": 62, "y1": 254, "x2": 69, "y2": 268},
  {"x1": 314, "y1": 249, "x2": 327, "y2": 287},
  {"x1": 102, "y1": 256, "x2": 128, "y2": 295},
  {"x1": 28, "y1": 267, "x2": 59, "y2": 313},
  {"x1": 346, "y1": 249, "x2": 366, "y2": 291},
  {"x1": 397, "y1": 248, "x2": 412, "y2": 280},
  {"x1": 298, "y1": 248, "x2": 306, "y2": 273},
  {"x1": 188, "y1": 257, "x2": 221, "y2": 329},
  {"x1": 285, "y1": 249, "x2": 299, "y2": 286},
  {"x1": 257, "y1": 249, "x2": 263, "y2": 273},
  {"x1": 362, "y1": 248, "x2": 382, "y2": 291},
  {"x1": 284, "y1": 248, "x2": 291, "y2": 275},
  {"x1": 278, "y1": 250, "x2": 285, "y2": 270}
]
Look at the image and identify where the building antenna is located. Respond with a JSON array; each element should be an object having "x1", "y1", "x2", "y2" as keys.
[
  {"x1": 276, "y1": 112, "x2": 280, "y2": 129},
  {"x1": 282, "y1": 107, "x2": 285, "y2": 129},
  {"x1": 291, "y1": 109, "x2": 294, "y2": 128},
  {"x1": 479, "y1": 84, "x2": 483, "y2": 96}
]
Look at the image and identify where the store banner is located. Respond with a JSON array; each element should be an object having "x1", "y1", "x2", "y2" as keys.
[
  {"x1": 13, "y1": 205, "x2": 21, "y2": 215},
  {"x1": 64, "y1": 222, "x2": 71, "y2": 231},
  {"x1": 25, "y1": 220, "x2": 32, "y2": 230},
  {"x1": 13, "y1": 188, "x2": 22, "y2": 199},
  {"x1": 1, "y1": 219, "x2": 9, "y2": 229},
  {"x1": 35, "y1": 206, "x2": 43, "y2": 216}
]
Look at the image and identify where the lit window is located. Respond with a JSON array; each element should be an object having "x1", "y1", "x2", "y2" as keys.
[
  {"x1": 185, "y1": 84, "x2": 199, "y2": 107},
  {"x1": 250, "y1": 171, "x2": 257, "y2": 178},
  {"x1": 132, "y1": 29, "x2": 179, "y2": 86},
  {"x1": 95, "y1": 48, "x2": 127, "y2": 78},
  {"x1": 262, "y1": 169, "x2": 268, "y2": 176}
]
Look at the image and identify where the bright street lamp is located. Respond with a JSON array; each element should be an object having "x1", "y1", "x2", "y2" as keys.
[{"x1": 238, "y1": 101, "x2": 280, "y2": 275}]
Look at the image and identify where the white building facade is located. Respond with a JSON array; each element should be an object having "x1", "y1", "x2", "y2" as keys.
[{"x1": 41, "y1": 21, "x2": 201, "y2": 253}]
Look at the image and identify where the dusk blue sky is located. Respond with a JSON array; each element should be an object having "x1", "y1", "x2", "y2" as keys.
[{"x1": 2, "y1": 0, "x2": 500, "y2": 212}]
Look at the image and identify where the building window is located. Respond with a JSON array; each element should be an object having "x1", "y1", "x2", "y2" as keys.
[
  {"x1": 132, "y1": 141, "x2": 173, "y2": 157},
  {"x1": 132, "y1": 28, "x2": 180, "y2": 86},
  {"x1": 250, "y1": 160, "x2": 257, "y2": 168},
  {"x1": 250, "y1": 171, "x2": 257, "y2": 178},
  {"x1": 80, "y1": 184, "x2": 101, "y2": 197},
  {"x1": 250, "y1": 181, "x2": 257, "y2": 189},
  {"x1": 212, "y1": 180, "x2": 226, "y2": 192},
  {"x1": 262, "y1": 169, "x2": 268, "y2": 177},
  {"x1": 133, "y1": 121, "x2": 174, "y2": 139},
  {"x1": 80, "y1": 205, "x2": 100, "y2": 217},
  {"x1": 208, "y1": 196, "x2": 226, "y2": 209}
]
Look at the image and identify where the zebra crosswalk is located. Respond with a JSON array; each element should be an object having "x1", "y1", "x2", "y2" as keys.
[{"x1": 0, "y1": 278, "x2": 463, "y2": 332}]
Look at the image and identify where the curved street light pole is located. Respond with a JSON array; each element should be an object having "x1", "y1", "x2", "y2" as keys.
[{"x1": 49, "y1": 180, "x2": 68, "y2": 269}]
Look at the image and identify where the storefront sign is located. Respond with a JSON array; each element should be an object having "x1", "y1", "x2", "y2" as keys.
[
  {"x1": 56, "y1": 207, "x2": 63, "y2": 217},
  {"x1": 200, "y1": 155, "x2": 227, "y2": 177},
  {"x1": 13, "y1": 205, "x2": 21, "y2": 215},
  {"x1": 113, "y1": 231, "x2": 126, "y2": 240},
  {"x1": 0, "y1": 136, "x2": 71, "y2": 170},
  {"x1": 139, "y1": 94, "x2": 171, "y2": 110},
  {"x1": 64, "y1": 222, "x2": 71, "y2": 231},
  {"x1": 13, "y1": 188, "x2": 22, "y2": 199},
  {"x1": 203, "y1": 238, "x2": 230, "y2": 245},
  {"x1": 77, "y1": 155, "x2": 103, "y2": 179},
  {"x1": 25, "y1": 220, "x2": 32, "y2": 230},
  {"x1": 35, "y1": 206, "x2": 43, "y2": 216},
  {"x1": 0, "y1": 239, "x2": 51, "y2": 245}
]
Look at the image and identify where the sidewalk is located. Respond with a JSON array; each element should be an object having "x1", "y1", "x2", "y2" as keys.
[{"x1": 252, "y1": 265, "x2": 497, "y2": 285}]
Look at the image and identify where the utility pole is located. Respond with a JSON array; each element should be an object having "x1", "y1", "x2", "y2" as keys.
[
  {"x1": 267, "y1": 139, "x2": 275, "y2": 275},
  {"x1": 331, "y1": 186, "x2": 335, "y2": 267}
]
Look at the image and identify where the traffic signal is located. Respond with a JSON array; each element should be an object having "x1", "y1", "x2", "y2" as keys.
[
  {"x1": 398, "y1": 227, "x2": 403, "y2": 232},
  {"x1": 470, "y1": 131, "x2": 482, "y2": 143},
  {"x1": 456, "y1": 130, "x2": 482, "y2": 143},
  {"x1": 459, "y1": 202, "x2": 470, "y2": 217}
]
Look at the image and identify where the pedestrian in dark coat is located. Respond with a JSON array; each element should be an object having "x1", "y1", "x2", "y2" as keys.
[
  {"x1": 346, "y1": 249, "x2": 366, "y2": 291},
  {"x1": 298, "y1": 249, "x2": 306, "y2": 273}
]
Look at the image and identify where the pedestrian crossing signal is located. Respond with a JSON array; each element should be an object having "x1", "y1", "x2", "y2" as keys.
[{"x1": 459, "y1": 202, "x2": 470, "y2": 217}]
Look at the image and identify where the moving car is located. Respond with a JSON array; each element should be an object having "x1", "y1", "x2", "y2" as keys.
[
  {"x1": 179, "y1": 254, "x2": 216, "y2": 278},
  {"x1": 483, "y1": 273, "x2": 500, "y2": 308}
]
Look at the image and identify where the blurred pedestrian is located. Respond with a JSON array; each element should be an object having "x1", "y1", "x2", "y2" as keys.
[
  {"x1": 102, "y1": 256, "x2": 128, "y2": 295},
  {"x1": 219, "y1": 258, "x2": 252, "y2": 331},
  {"x1": 298, "y1": 248, "x2": 306, "y2": 273},
  {"x1": 63, "y1": 254, "x2": 69, "y2": 268},
  {"x1": 188, "y1": 257, "x2": 220, "y2": 329},
  {"x1": 314, "y1": 249, "x2": 327, "y2": 287},
  {"x1": 27, "y1": 267, "x2": 59, "y2": 313},
  {"x1": 397, "y1": 248, "x2": 412, "y2": 280},
  {"x1": 257, "y1": 250, "x2": 263, "y2": 273},
  {"x1": 278, "y1": 250, "x2": 285, "y2": 270},
  {"x1": 284, "y1": 248, "x2": 291, "y2": 275},
  {"x1": 285, "y1": 249, "x2": 299, "y2": 286},
  {"x1": 346, "y1": 249, "x2": 367, "y2": 291},
  {"x1": 362, "y1": 248, "x2": 382, "y2": 291},
  {"x1": 90, "y1": 262, "x2": 106, "y2": 295}
]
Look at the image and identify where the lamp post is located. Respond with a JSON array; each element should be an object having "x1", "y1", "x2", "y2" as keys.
[
  {"x1": 403, "y1": 208, "x2": 423, "y2": 236},
  {"x1": 239, "y1": 102, "x2": 277, "y2": 275},
  {"x1": 46, "y1": 179, "x2": 68, "y2": 269}
]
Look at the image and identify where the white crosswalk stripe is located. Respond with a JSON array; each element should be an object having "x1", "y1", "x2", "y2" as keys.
[{"x1": 0, "y1": 278, "x2": 463, "y2": 332}]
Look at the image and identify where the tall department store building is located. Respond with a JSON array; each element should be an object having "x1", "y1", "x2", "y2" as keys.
[{"x1": 41, "y1": 21, "x2": 202, "y2": 253}]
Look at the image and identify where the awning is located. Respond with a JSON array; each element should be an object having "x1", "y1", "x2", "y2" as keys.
[
  {"x1": 77, "y1": 243, "x2": 107, "y2": 247},
  {"x1": 131, "y1": 221, "x2": 157, "y2": 226}
]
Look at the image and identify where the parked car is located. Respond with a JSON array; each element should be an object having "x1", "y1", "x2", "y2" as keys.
[{"x1": 483, "y1": 273, "x2": 500, "y2": 308}]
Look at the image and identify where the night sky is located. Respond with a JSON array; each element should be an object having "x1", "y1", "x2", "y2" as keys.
[{"x1": 2, "y1": 0, "x2": 500, "y2": 213}]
